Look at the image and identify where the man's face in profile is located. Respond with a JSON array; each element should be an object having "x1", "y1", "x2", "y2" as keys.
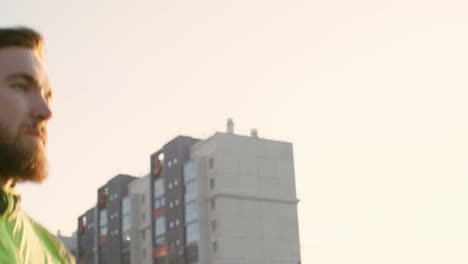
[{"x1": 0, "y1": 47, "x2": 53, "y2": 183}]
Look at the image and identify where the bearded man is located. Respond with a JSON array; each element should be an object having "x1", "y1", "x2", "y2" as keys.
[{"x1": 0, "y1": 27, "x2": 74, "y2": 263}]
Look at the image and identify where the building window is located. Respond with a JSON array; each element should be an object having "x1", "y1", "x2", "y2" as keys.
[
  {"x1": 169, "y1": 221, "x2": 174, "y2": 229},
  {"x1": 154, "y1": 178, "x2": 164, "y2": 197},
  {"x1": 186, "y1": 222, "x2": 199, "y2": 244},
  {"x1": 154, "y1": 178, "x2": 165, "y2": 210},
  {"x1": 175, "y1": 199, "x2": 179, "y2": 206},
  {"x1": 168, "y1": 183, "x2": 173, "y2": 189},
  {"x1": 174, "y1": 180, "x2": 178, "y2": 187},
  {"x1": 176, "y1": 240, "x2": 180, "y2": 246},
  {"x1": 98, "y1": 187, "x2": 108, "y2": 209},
  {"x1": 99, "y1": 209, "x2": 108, "y2": 236},
  {"x1": 142, "y1": 212, "x2": 146, "y2": 222},
  {"x1": 175, "y1": 219, "x2": 180, "y2": 226},
  {"x1": 183, "y1": 160, "x2": 197, "y2": 182},
  {"x1": 168, "y1": 160, "x2": 172, "y2": 168},
  {"x1": 173, "y1": 157, "x2": 177, "y2": 165},
  {"x1": 211, "y1": 220, "x2": 217, "y2": 232},
  {"x1": 142, "y1": 230, "x2": 145, "y2": 241},
  {"x1": 184, "y1": 181, "x2": 197, "y2": 203},
  {"x1": 185, "y1": 201, "x2": 198, "y2": 223},
  {"x1": 122, "y1": 196, "x2": 131, "y2": 241},
  {"x1": 155, "y1": 235, "x2": 165, "y2": 247},
  {"x1": 141, "y1": 195, "x2": 145, "y2": 204},
  {"x1": 155, "y1": 216, "x2": 166, "y2": 236},
  {"x1": 212, "y1": 241, "x2": 218, "y2": 253},
  {"x1": 210, "y1": 199, "x2": 216, "y2": 210},
  {"x1": 210, "y1": 178, "x2": 215, "y2": 189},
  {"x1": 208, "y1": 157, "x2": 214, "y2": 169},
  {"x1": 169, "y1": 202, "x2": 173, "y2": 208},
  {"x1": 154, "y1": 196, "x2": 165, "y2": 209},
  {"x1": 142, "y1": 248, "x2": 146, "y2": 258}
]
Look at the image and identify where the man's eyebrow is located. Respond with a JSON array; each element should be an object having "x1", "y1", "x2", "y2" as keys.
[{"x1": 6, "y1": 73, "x2": 53, "y2": 100}]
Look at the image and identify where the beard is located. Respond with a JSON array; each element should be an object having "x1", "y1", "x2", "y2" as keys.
[{"x1": 0, "y1": 123, "x2": 48, "y2": 183}]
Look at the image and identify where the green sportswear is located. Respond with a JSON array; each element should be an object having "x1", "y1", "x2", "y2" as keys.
[{"x1": 0, "y1": 186, "x2": 75, "y2": 264}]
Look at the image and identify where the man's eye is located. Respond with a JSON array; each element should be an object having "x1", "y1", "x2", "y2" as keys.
[{"x1": 12, "y1": 83, "x2": 28, "y2": 91}]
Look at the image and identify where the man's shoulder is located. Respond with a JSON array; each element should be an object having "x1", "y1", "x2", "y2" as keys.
[{"x1": 10, "y1": 211, "x2": 76, "y2": 264}]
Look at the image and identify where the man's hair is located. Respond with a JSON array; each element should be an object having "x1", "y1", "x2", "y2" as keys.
[{"x1": 0, "y1": 27, "x2": 44, "y2": 57}]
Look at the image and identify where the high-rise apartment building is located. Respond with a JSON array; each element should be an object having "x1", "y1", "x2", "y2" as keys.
[
  {"x1": 129, "y1": 136, "x2": 199, "y2": 264},
  {"x1": 78, "y1": 207, "x2": 97, "y2": 264},
  {"x1": 77, "y1": 122, "x2": 301, "y2": 264}
]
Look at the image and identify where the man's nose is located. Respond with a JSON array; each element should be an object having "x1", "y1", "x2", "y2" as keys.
[{"x1": 31, "y1": 94, "x2": 53, "y2": 121}]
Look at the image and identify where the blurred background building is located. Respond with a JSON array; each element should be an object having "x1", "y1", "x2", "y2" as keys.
[{"x1": 77, "y1": 120, "x2": 301, "y2": 264}]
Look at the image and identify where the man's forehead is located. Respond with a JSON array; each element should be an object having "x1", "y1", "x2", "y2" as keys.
[{"x1": 0, "y1": 47, "x2": 50, "y2": 86}]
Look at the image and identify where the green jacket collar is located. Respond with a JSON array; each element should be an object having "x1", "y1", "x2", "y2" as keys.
[{"x1": 0, "y1": 186, "x2": 21, "y2": 219}]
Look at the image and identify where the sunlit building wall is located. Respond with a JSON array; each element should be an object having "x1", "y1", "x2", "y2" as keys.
[
  {"x1": 189, "y1": 132, "x2": 301, "y2": 264},
  {"x1": 128, "y1": 174, "x2": 153, "y2": 264}
]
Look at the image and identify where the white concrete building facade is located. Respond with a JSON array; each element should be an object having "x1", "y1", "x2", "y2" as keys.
[
  {"x1": 188, "y1": 132, "x2": 301, "y2": 264},
  {"x1": 128, "y1": 174, "x2": 153, "y2": 264}
]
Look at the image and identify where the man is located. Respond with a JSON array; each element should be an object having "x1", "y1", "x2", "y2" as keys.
[{"x1": 0, "y1": 27, "x2": 74, "y2": 263}]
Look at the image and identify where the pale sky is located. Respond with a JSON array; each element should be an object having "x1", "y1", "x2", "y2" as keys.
[{"x1": 3, "y1": 0, "x2": 468, "y2": 263}]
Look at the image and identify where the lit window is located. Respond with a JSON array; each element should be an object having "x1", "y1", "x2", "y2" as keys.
[
  {"x1": 175, "y1": 219, "x2": 180, "y2": 226},
  {"x1": 173, "y1": 158, "x2": 177, "y2": 165},
  {"x1": 168, "y1": 161, "x2": 172, "y2": 168},
  {"x1": 169, "y1": 202, "x2": 173, "y2": 208},
  {"x1": 169, "y1": 221, "x2": 174, "y2": 229},
  {"x1": 169, "y1": 183, "x2": 173, "y2": 189},
  {"x1": 174, "y1": 180, "x2": 178, "y2": 187},
  {"x1": 176, "y1": 240, "x2": 180, "y2": 246},
  {"x1": 121, "y1": 196, "x2": 131, "y2": 241},
  {"x1": 175, "y1": 200, "x2": 179, "y2": 206}
]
